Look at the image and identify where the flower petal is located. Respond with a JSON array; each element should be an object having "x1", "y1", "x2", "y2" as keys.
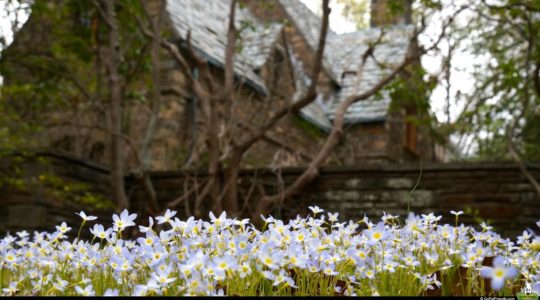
[
  {"x1": 491, "y1": 277, "x2": 505, "y2": 291},
  {"x1": 505, "y1": 266, "x2": 518, "y2": 279},
  {"x1": 493, "y1": 256, "x2": 505, "y2": 268},
  {"x1": 480, "y1": 267, "x2": 493, "y2": 278}
]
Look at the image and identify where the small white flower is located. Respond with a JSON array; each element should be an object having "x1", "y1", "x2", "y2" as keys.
[
  {"x1": 533, "y1": 282, "x2": 540, "y2": 294},
  {"x1": 90, "y1": 224, "x2": 112, "y2": 240},
  {"x1": 156, "y1": 209, "x2": 177, "y2": 225},
  {"x1": 450, "y1": 210, "x2": 463, "y2": 216},
  {"x1": 260, "y1": 214, "x2": 276, "y2": 224},
  {"x1": 55, "y1": 222, "x2": 72, "y2": 233},
  {"x1": 112, "y1": 209, "x2": 137, "y2": 231},
  {"x1": 76, "y1": 211, "x2": 98, "y2": 222},
  {"x1": 53, "y1": 277, "x2": 68, "y2": 292},
  {"x1": 364, "y1": 222, "x2": 390, "y2": 245},
  {"x1": 480, "y1": 222, "x2": 493, "y2": 231},
  {"x1": 139, "y1": 217, "x2": 154, "y2": 233},
  {"x1": 75, "y1": 285, "x2": 95, "y2": 296},
  {"x1": 2, "y1": 282, "x2": 18, "y2": 295},
  {"x1": 308, "y1": 206, "x2": 324, "y2": 215},
  {"x1": 327, "y1": 212, "x2": 339, "y2": 222},
  {"x1": 103, "y1": 288, "x2": 119, "y2": 296}
]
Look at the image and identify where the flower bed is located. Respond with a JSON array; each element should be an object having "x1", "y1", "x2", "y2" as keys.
[{"x1": 1, "y1": 207, "x2": 539, "y2": 296}]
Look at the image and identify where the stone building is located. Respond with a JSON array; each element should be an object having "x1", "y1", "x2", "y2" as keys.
[{"x1": 2, "y1": 0, "x2": 445, "y2": 171}]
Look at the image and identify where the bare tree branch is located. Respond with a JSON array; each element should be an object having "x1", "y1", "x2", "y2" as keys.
[{"x1": 255, "y1": 4, "x2": 469, "y2": 215}]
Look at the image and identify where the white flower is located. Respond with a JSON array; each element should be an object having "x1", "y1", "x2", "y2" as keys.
[
  {"x1": 480, "y1": 256, "x2": 518, "y2": 290},
  {"x1": 112, "y1": 209, "x2": 137, "y2": 231},
  {"x1": 327, "y1": 212, "x2": 339, "y2": 222},
  {"x1": 364, "y1": 222, "x2": 390, "y2": 245},
  {"x1": 75, "y1": 285, "x2": 96, "y2": 296},
  {"x1": 53, "y1": 277, "x2": 68, "y2": 292},
  {"x1": 533, "y1": 282, "x2": 540, "y2": 294},
  {"x1": 450, "y1": 210, "x2": 463, "y2": 216},
  {"x1": 260, "y1": 214, "x2": 276, "y2": 224},
  {"x1": 55, "y1": 222, "x2": 72, "y2": 234},
  {"x1": 156, "y1": 209, "x2": 176, "y2": 225},
  {"x1": 2, "y1": 282, "x2": 18, "y2": 295},
  {"x1": 90, "y1": 224, "x2": 112, "y2": 240},
  {"x1": 76, "y1": 211, "x2": 97, "y2": 222},
  {"x1": 103, "y1": 288, "x2": 119, "y2": 296},
  {"x1": 139, "y1": 217, "x2": 154, "y2": 233},
  {"x1": 209, "y1": 211, "x2": 228, "y2": 228},
  {"x1": 480, "y1": 222, "x2": 493, "y2": 231},
  {"x1": 308, "y1": 206, "x2": 324, "y2": 215}
]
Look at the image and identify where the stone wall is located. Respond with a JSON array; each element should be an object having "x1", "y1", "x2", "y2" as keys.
[
  {"x1": 2, "y1": 153, "x2": 539, "y2": 238},
  {"x1": 135, "y1": 161, "x2": 540, "y2": 238},
  {"x1": 0, "y1": 152, "x2": 113, "y2": 238}
]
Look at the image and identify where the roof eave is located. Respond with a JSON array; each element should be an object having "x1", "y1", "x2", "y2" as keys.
[{"x1": 174, "y1": 39, "x2": 269, "y2": 97}]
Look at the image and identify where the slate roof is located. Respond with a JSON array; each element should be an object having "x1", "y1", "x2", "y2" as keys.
[
  {"x1": 165, "y1": 0, "x2": 413, "y2": 130},
  {"x1": 166, "y1": 0, "x2": 283, "y2": 95},
  {"x1": 276, "y1": 0, "x2": 414, "y2": 129},
  {"x1": 276, "y1": 0, "x2": 339, "y2": 83},
  {"x1": 325, "y1": 26, "x2": 414, "y2": 124}
]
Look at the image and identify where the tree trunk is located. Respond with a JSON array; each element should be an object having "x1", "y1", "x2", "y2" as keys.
[
  {"x1": 222, "y1": 148, "x2": 244, "y2": 215},
  {"x1": 104, "y1": 0, "x2": 129, "y2": 211}
]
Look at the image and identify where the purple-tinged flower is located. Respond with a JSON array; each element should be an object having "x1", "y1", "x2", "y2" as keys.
[
  {"x1": 533, "y1": 282, "x2": 540, "y2": 294},
  {"x1": 480, "y1": 256, "x2": 518, "y2": 291},
  {"x1": 52, "y1": 277, "x2": 68, "y2": 292},
  {"x1": 103, "y1": 289, "x2": 119, "y2": 296},
  {"x1": 209, "y1": 211, "x2": 228, "y2": 228},
  {"x1": 151, "y1": 266, "x2": 176, "y2": 286},
  {"x1": 137, "y1": 231, "x2": 159, "y2": 248},
  {"x1": 112, "y1": 209, "x2": 137, "y2": 232},
  {"x1": 517, "y1": 230, "x2": 533, "y2": 245},
  {"x1": 55, "y1": 222, "x2": 72, "y2": 234},
  {"x1": 90, "y1": 224, "x2": 112, "y2": 240},
  {"x1": 2, "y1": 282, "x2": 18, "y2": 296},
  {"x1": 402, "y1": 253, "x2": 420, "y2": 267},
  {"x1": 322, "y1": 263, "x2": 339, "y2": 276},
  {"x1": 364, "y1": 222, "x2": 390, "y2": 245}
]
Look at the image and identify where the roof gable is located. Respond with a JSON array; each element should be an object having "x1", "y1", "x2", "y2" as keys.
[
  {"x1": 165, "y1": 0, "x2": 414, "y2": 131},
  {"x1": 166, "y1": 0, "x2": 282, "y2": 95}
]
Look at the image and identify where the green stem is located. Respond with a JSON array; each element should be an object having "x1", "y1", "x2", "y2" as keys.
[{"x1": 77, "y1": 220, "x2": 86, "y2": 242}]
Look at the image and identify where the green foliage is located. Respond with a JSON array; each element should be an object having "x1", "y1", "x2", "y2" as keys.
[
  {"x1": 387, "y1": 64, "x2": 437, "y2": 133},
  {"x1": 36, "y1": 172, "x2": 115, "y2": 209},
  {"x1": 388, "y1": 65, "x2": 435, "y2": 115},
  {"x1": 292, "y1": 115, "x2": 327, "y2": 139},
  {"x1": 452, "y1": 1, "x2": 540, "y2": 160},
  {"x1": 335, "y1": 0, "x2": 369, "y2": 29}
]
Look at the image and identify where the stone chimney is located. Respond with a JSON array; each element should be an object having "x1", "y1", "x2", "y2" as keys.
[{"x1": 370, "y1": 0, "x2": 412, "y2": 27}]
